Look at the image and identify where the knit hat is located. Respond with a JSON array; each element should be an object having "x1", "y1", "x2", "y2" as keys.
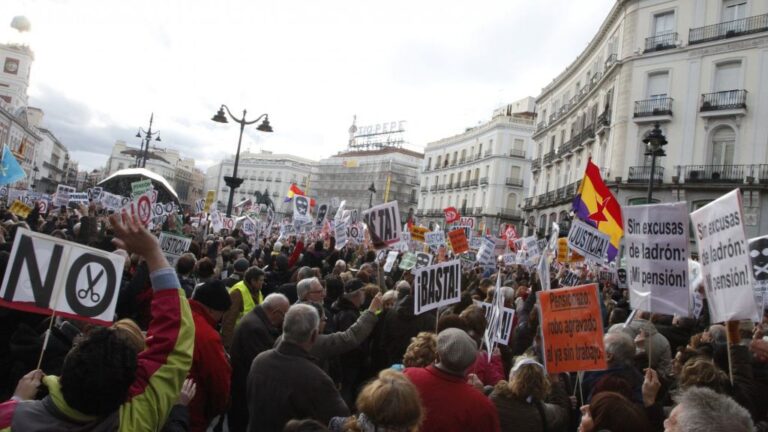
[
  {"x1": 233, "y1": 258, "x2": 250, "y2": 273},
  {"x1": 192, "y1": 280, "x2": 232, "y2": 312},
  {"x1": 344, "y1": 278, "x2": 366, "y2": 294},
  {"x1": 436, "y1": 328, "x2": 477, "y2": 374}
]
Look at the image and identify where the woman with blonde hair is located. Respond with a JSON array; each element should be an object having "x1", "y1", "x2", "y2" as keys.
[
  {"x1": 489, "y1": 356, "x2": 569, "y2": 432},
  {"x1": 400, "y1": 332, "x2": 437, "y2": 368},
  {"x1": 329, "y1": 369, "x2": 423, "y2": 432}
]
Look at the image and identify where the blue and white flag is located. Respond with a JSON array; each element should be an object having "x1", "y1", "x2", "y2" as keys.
[{"x1": 0, "y1": 146, "x2": 26, "y2": 186}]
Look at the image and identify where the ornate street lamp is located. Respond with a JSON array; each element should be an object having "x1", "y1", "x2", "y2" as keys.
[
  {"x1": 642, "y1": 122, "x2": 667, "y2": 203},
  {"x1": 211, "y1": 105, "x2": 272, "y2": 217},
  {"x1": 135, "y1": 113, "x2": 162, "y2": 168}
]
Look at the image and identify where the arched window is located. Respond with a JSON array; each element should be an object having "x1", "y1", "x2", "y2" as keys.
[{"x1": 710, "y1": 126, "x2": 735, "y2": 166}]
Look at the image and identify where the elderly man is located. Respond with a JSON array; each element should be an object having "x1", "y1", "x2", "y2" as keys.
[
  {"x1": 247, "y1": 304, "x2": 349, "y2": 432},
  {"x1": 404, "y1": 328, "x2": 500, "y2": 432},
  {"x1": 228, "y1": 293, "x2": 290, "y2": 432},
  {"x1": 278, "y1": 266, "x2": 314, "y2": 304},
  {"x1": 581, "y1": 331, "x2": 642, "y2": 404},
  {"x1": 664, "y1": 387, "x2": 753, "y2": 432}
]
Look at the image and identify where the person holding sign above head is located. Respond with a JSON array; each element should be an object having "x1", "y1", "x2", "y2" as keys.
[
  {"x1": 404, "y1": 328, "x2": 500, "y2": 432},
  {"x1": 0, "y1": 213, "x2": 194, "y2": 432}
]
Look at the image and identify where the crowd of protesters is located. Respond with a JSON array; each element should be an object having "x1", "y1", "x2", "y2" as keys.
[{"x1": 0, "y1": 202, "x2": 766, "y2": 432}]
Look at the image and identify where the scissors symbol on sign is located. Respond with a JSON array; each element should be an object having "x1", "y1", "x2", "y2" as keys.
[{"x1": 77, "y1": 265, "x2": 105, "y2": 303}]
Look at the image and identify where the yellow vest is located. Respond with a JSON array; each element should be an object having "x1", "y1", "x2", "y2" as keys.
[{"x1": 229, "y1": 280, "x2": 263, "y2": 323}]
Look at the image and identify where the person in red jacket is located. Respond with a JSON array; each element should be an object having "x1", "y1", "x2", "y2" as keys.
[
  {"x1": 404, "y1": 328, "x2": 500, "y2": 432},
  {"x1": 189, "y1": 280, "x2": 233, "y2": 432}
]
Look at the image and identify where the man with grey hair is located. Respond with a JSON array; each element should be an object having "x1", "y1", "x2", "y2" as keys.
[
  {"x1": 665, "y1": 386, "x2": 753, "y2": 432},
  {"x1": 581, "y1": 331, "x2": 643, "y2": 404},
  {"x1": 297, "y1": 277, "x2": 324, "y2": 303},
  {"x1": 228, "y1": 293, "x2": 290, "y2": 432},
  {"x1": 278, "y1": 266, "x2": 314, "y2": 304},
  {"x1": 247, "y1": 304, "x2": 349, "y2": 432},
  {"x1": 404, "y1": 328, "x2": 500, "y2": 431}
]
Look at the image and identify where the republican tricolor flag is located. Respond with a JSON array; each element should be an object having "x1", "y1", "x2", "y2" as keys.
[
  {"x1": 572, "y1": 159, "x2": 623, "y2": 262},
  {"x1": 284, "y1": 183, "x2": 316, "y2": 206}
]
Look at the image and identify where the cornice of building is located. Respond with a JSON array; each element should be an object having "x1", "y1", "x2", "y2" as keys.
[{"x1": 425, "y1": 115, "x2": 534, "y2": 153}]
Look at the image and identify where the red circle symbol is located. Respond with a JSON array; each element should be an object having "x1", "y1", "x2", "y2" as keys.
[{"x1": 137, "y1": 196, "x2": 152, "y2": 225}]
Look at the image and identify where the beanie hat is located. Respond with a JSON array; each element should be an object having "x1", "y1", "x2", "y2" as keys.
[
  {"x1": 344, "y1": 278, "x2": 365, "y2": 294},
  {"x1": 233, "y1": 258, "x2": 250, "y2": 273},
  {"x1": 436, "y1": 328, "x2": 477, "y2": 374},
  {"x1": 192, "y1": 280, "x2": 232, "y2": 312}
]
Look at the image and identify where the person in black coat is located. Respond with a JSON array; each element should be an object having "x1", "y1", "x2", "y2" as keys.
[
  {"x1": 379, "y1": 282, "x2": 436, "y2": 367},
  {"x1": 330, "y1": 279, "x2": 368, "y2": 407},
  {"x1": 228, "y1": 294, "x2": 290, "y2": 432}
]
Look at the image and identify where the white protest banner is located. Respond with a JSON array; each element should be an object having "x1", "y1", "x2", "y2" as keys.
[
  {"x1": 399, "y1": 252, "x2": 417, "y2": 270},
  {"x1": 54, "y1": 185, "x2": 76, "y2": 207},
  {"x1": 538, "y1": 254, "x2": 551, "y2": 291},
  {"x1": 469, "y1": 237, "x2": 483, "y2": 251},
  {"x1": 425, "y1": 231, "x2": 445, "y2": 247},
  {"x1": 623, "y1": 202, "x2": 690, "y2": 316},
  {"x1": 690, "y1": 189, "x2": 758, "y2": 322},
  {"x1": 476, "y1": 237, "x2": 496, "y2": 267},
  {"x1": 567, "y1": 219, "x2": 610, "y2": 263},
  {"x1": 493, "y1": 238, "x2": 507, "y2": 257},
  {"x1": 88, "y1": 187, "x2": 103, "y2": 201},
  {"x1": 473, "y1": 300, "x2": 516, "y2": 345},
  {"x1": 334, "y1": 220, "x2": 348, "y2": 250},
  {"x1": 0, "y1": 229, "x2": 125, "y2": 325},
  {"x1": 210, "y1": 210, "x2": 223, "y2": 233},
  {"x1": 159, "y1": 232, "x2": 192, "y2": 267},
  {"x1": 362, "y1": 201, "x2": 402, "y2": 248},
  {"x1": 119, "y1": 191, "x2": 153, "y2": 226},
  {"x1": 99, "y1": 191, "x2": 123, "y2": 211},
  {"x1": 8, "y1": 188, "x2": 25, "y2": 204},
  {"x1": 383, "y1": 251, "x2": 399, "y2": 273},
  {"x1": 749, "y1": 235, "x2": 768, "y2": 311},
  {"x1": 194, "y1": 198, "x2": 205, "y2": 214},
  {"x1": 524, "y1": 236, "x2": 540, "y2": 259},
  {"x1": 222, "y1": 217, "x2": 235, "y2": 232},
  {"x1": 240, "y1": 216, "x2": 257, "y2": 235},
  {"x1": 68, "y1": 192, "x2": 89, "y2": 205},
  {"x1": 293, "y1": 194, "x2": 312, "y2": 224},
  {"x1": 413, "y1": 259, "x2": 461, "y2": 315},
  {"x1": 503, "y1": 253, "x2": 516, "y2": 266}
]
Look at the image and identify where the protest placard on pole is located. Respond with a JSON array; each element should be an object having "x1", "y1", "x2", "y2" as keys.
[
  {"x1": 383, "y1": 250, "x2": 399, "y2": 273},
  {"x1": 99, "y1": 191, "x2": 122, "y2": 211},
  {"x1": 410, "y1": 226, "x2": 428, "y2": 243},
  {"x1": 425, "y1": 231, "x2": 445, "y2": 248},
  {"x1": 749, "y1": 235, "x2": 768, "y2": 311},
  {"x1": 538, "y1": 284, "x2": 607, "y2": 373},
  {"x1": 399, "y1": 252, "x2": 417, "y2": 270},
  {"x1": 9, "y1": 200, "x2": 32, "y2": 218},
  {"x1": 448, "y1": 228, "x2": 469, "y2": 254},
  {"x1": 690, "y1": 189, "x2": 758, "y2": 322},
  {"x1": 567, "y1": 219, "x2": 610, "y2": 263},
  {"x1": 53, "y1": 185, "x2": 75, "y2": 207},
  {"x1": 0, "y1": 228, "x2": 125, "y2": 325},
  {"x1": 473, "y1": 300, "x2": 516, "y2": 345},
  {"x1": 413, "y1": 259, "x2": 461, "y2": 315},
  {"x1": 292, "y1": 195, "x2": 312, "y2": 224},
  {"x1": 159, "y1": 232, "x2": 192, "y2": 267},
  {"x1": 68, "y1": 192, "x2": 89, "y2": 206},
  {"x1": 362, "y1": 201, "x2": 402, "y2": 248},
  {"x1": 476, "y1": 237, "x2": 496, "y2": 267},
  {"x1": 623, "y1": 202, "x2": 690, "y2": 316},
  {"x1": 414, "y1": 252, "x2": 432, "y2": 269},
  {"x1": 119, "y1": 191, "x2": 153, "y2": 226},
  {"x1": 131, "y1": 179, "x2": 152, "y2": 197},
  {"x1": 524, "y1": 236, "x2": 540, "y2": 260},
  {"x1": 334, "y1": 220, "x2": 348, "y2": 250}
]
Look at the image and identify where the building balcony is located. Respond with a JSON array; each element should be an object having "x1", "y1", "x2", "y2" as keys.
[
  {"x1": 484, "y1": 151, "x2": 492, "y2": 158},
  {"x1": 474, "y1": 206, "x2": 483, "y2": 215},
  {"x1": 700, "y1": 90, "x2": 747, "y2": 116},
  {"x1": 536, "y1": 121, "x2": 547, "y2": 132},
  {"x1": 423, "y1": 166, "x2": 431, "y2": 172},
  {"x1": 500, "y1": 208, "x2": 522, "y2": 219},
  {"x1": 470, "y1": 178, "x2": 479, "y2": 187},
  {"x1": 557, "y1": 141, "x2": 572, "y2": 157},
  {"x1": 438, "y1": 184, "x2": 447, "y2": 191},
  {"x1": 532, "y1": 159, "x2": 541, "y2": 171},
  {"x1": 597, "y1": 110, "x2": 612, "y2": 127},
  {"x1": 415, "y1": 209, "x2": 424, "y2": 217},
  {"x1": 605, "y1": 53, "x2": 618, "y2": 69},
  {"x1": 627, "y1": 166, "x2": 664, "y2": 184},
  {"x1": 453, "y1": 181, "x2": 462, "y2": 189},
  {"x1": 545, "y1": 191, "x2": 556, "y2": 204},
  {"x1": 505, "y1": 177, "x2": 524, "y2": 187},
  {"x1": 524, "y1": 197, "x2": 534, "y2": 209},
  {"x1": 644, "y1": 32, "x2": 677, "y2": 53},
  {"x1": 634, "y1": 97, "x2": 673, "y2": 122},
  {"x1": 420, "y1": 186, "x2": 428, "y2": 193},
  {"x1": 689, "y1": 13, "x2": 768, "y2": 45},
  {"x1": 429, "y1": 185, "x2": 438, "y2": 192},
  {"x1": 479, "y1": 177, "x2": 489, "y2": 186},
  {"x1": 461, "y1": 180, "x2": 470, "y2": 188},
  {"x1": 543, "y1": 150, "x2": 556, "y2": 165},
  {"x1": 760, "y1": 165, "x2": 768, "y2": 183},
  {"x1": 509, "y1": 148, "x2": 525, "y2": 158},
  {"x1": 275, "y1": 178, "x2": 282, "y2": 183},
  {"x1": 682, "y1": 165, "x2": 747, "y2": 183}
]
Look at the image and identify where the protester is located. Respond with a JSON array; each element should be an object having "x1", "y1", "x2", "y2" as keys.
[
  {"x1": 664, "y1": 386, "x2": 753, "y2": 432},
  {"x1": 247, "y1": 304, "x2": 349, "y2": 431},
  {"x1": 578, "y1": 391, "x2": 652, "y2": 432},
  {"x1": 221, "y1": 266, "x2": 267, "y2": 349}
]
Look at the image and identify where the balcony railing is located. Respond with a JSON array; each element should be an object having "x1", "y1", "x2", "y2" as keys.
[
  {"x1": 597, "y1": 109, "x2": 611, "y2": 127},
  {"x1": 700, "y1": 89, "x2": 747, "y2": 112},
  {"x1": 461, "y1": 180, "x2": 470, "y2": 188},
  {"x1": 509, "y1": 149, "x2": 525, "y2": 158},
  {"x1": 429, "y1": 185, "x2": 438, "y2": 192},
  {"x1": 689, "y1": 13, "x2": 768, "y2": 45},
  {"x1": 470, "y1": 178, "x2": 479, "y2": 187},
  {"x1": 760, "y1": 165, "x2": 768, "y2": 183},
  {"x1": 474, "y1": 207, "x2": 483, "y2": 215},
  {"x1": 605, "y1": 53, "x2": 617, "y2": 69},
  {"x1": 545, "y1": 191, "x2": 556, "y2": 204},
  {"x1": 544, "y1": 150, "x2": 556, "y2": 164},
  {"x1": 627, "y1": 166, "x2": 664, "y2": 183},
  {"x1": 500, "y1": 208, "x2": 521, "y2": 219},
  {"x1": 683, "y1": 165, "x2": 746, "y2": 183},
  {"x1": 420, "y1": 186, "x2": 428, "y2": 192},
  {"x1": 634, "y1": 97, "x2": 673, "y2": 118},
  {"x1": 644, "y1": 32, "x2": 677, "y2": 53},
  {"x1": 532, "y1": 159, "x2": 541, "y2": 170},
  {"x1": 536, "y1": 121, "x2": 547, "y2": 132},
  {"x1": 505, "y1": 177, "x2": 524, "y2": 187},
  {"x1": 524, "y1": 197, "x2": 534, "y2": 208},
  {"x1": 453, "y1": 182, "x2": 462, "y2": 189},
  {"x1": 479, "y1": 177, "x2": 489, "y2": 185},
  {"x1": 438, "y1": 184, "x2": 446, "y2": 191}
]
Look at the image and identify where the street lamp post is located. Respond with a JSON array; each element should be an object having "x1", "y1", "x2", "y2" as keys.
[
  {"x1": 642, "y1": 122, "x2": 668, "y2": 203},
  {"x1": 368, "y1": 182, "x2": 376, "y2": 208},
  {"x1": 211, "y1": 105, "x2": 272, "y2": 217},
  {"x1": 31, "y1": 165, "x2": 39, "y2": 190},
  {"x1": 135, "y1": 113, "x2": 162, "y2": 168}
]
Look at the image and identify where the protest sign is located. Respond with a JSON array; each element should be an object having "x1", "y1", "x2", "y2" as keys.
[
  {"x1": 334, "y1": 220, "x2": 348, "y2": 250},
  {"x1": 410, "y1": 226, "x2": 428, "y2": 243},
  {"x1": 362, "y1": 201, "x2": 402, "y2": 248},
  {"x1": 444, "y1": 207, "x2": 460, "y2": 223},
  {"x1": 425, "y1": 231, "x2": 445, "y2": 247},
  {"x1": 690, "y1": 189, "x2": 758, "y2": 322},
  {"x1": 617, "y1": 268, "x2": 628, "y2": 289},
  {"x1": 68, "y1": 192, "x2": 89, "y2": 206},
  {"x1": 474, "y1": 300, "x2": 516, "y2": 345},
  {"x1": 88, "y1": 187, "x2": 103, "y2": 201},
  {"x1": 293, "y1": 195, "x2": 312, "y2": 224},
  {"x1": 36, "y1": 200, "x2": 48, "y2": 214},
  {"x1": 399, "y1": 252, "x2": 417, "y2": 270},
  {"x1": 459, "y1": 217, "x2": 475, "y2": 230},
  {"x1": 413, "y1": 259, "x2": 461, "y2": 315},
  {"x1": 623, "y1": 202, "x2": 690, "y2": 316},
  {"x1": 448, "y1": 229, "x2": 469, "y2": 254},
  {"x1": 194, "y1": 198, "x2": 206, "y2": 214},
  {"x1": 538, "y1": 254, "x2": 551, "y2": 291},
  {"x1": 524, "y1": 236, "x2": 540, "y2": 259},
  {"x1": 99, "y1": 191, "x2": 122, "y2": 211},
  {"x1": 493, "y1": 238, "x2": 507, "y2": 257},
  {"x1": 560, "y1": 271, "x2": 580, "y2": 287},
  {"x1": 469, "y1": 237, "x2": 483, "y2": 251},
  {"x1": 567, "y1": 219, "x2": 610, "y2": 263},
  {"x1": 502, "y1": 253, "x2": 516, "y2": 266},
  {"x1": 204, "y1": 190, "x2": 215, "y2": 212},
  {"x1": 348, "y1": 224, "x2": 363, "y2": 243},
  {"x1": 54, "y1": 185, "x2": 75, "y2": 207},
  {"x1": 315, "y1": 203, "x2": 329, "y2": 226},
  {"x1": 159, "y1": 232, "x2": 192, "y2": 266},
  {"x1": 538, "y1": 284, "x2": 607, "y2": 373},
  {"x1": 476, "y1": 237, "x2": 496, "y2": 267},
  {"x1": 210, "y1": 210, "x2": 223, "y2": 233},
  {"x1": 749, "y1": 235, "x2": 768, "y2": 311},
  {"x1": 9, "y1": 200, "x2": 32, "y2": 218},
  {"x1": 222, "y1": 217, "x2": 235, "y2": 232},
  {"x1": 383, "y1": 251, "x2": 399, "y2": 273},
  {"x1": 414, "y1": 252, "x2": 432, "y2": 269},
  {"x1": 240, "y1": 217, "x2": 257, "y2": 235},
  {"x1": 8, "y1": 188, "x2": 25, "y2": 204},
  {"x1": 119, "y1": 192, "x2": 153, "y2": 226},
  {"x1": 0, "y1": 229, "x2": 125, "y2": 325},
  {"x1": 131, "y1": 179, "x2": 152, "y2": 197}
]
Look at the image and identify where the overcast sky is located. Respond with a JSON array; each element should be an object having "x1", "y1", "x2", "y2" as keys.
[{"x1": 3, "y1": 0, "x2": 614, "y2": 172}]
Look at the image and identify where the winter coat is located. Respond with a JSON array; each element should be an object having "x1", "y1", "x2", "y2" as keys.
[
  {"x1": 246, "y1": 341, "x2": 349, "y2": 432},
  {"x1": 380, "y1": 291, "x2": 436, "y2": 365},
  {"x1": 490, "y1": 380, "x2": 570, "y2": 432}
]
